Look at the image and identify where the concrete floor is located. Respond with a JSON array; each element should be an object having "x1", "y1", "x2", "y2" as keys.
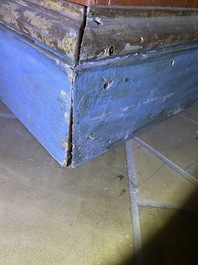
[{"x1": 0, "y1": 100, "x2": 198, "y2": 265}]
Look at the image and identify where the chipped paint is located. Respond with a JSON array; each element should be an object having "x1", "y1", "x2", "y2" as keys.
[
  {"x1": 41, "y1": 0, "x2": 61, "y2": 10},
  {"x1": 61, "y1": 141, "x2": 68, "y2": 150},
  {"x1": 64, "y1": 112, "x2": 70, "y2": 122},
  {"x1": 23, "y1": 10, "x2": 53, "y2": 32},
  {"x1": 124, "y1": 43, "x2": 142, "y2": 52},
  {"x1": 61, "y1": 90, "x2": 67, "y2": 97},
  {"x1": 72, "y1": 47, "x2": 198, "y2": 165},
  {"x1": 80, "y1": 6, "x2": 198, "y2": 62},
  {"x1": 0, "y1": 2, "x2": 20, "y2": 26},
  {"x1": 0, "y1": 2, "x2": 198, "y2": 166},
  {"x1": 1, "y1": 2, "x2": 198, "y2": 63},
  {"x1": 0, "y1": 0, "x2": 86, "y2": 64},
  {"x1": 57, "y1": 34, "x2": 76, "y2": 55}
]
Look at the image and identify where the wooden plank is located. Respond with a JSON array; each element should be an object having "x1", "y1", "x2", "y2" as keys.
[
  {"x1": 0, "y1": 0, "x2": 85, "y2": 65},
  {"x1": 1, "y1": 2, "x2": 197, "y2": 63},
  {"x1": 68, "y1": 0, "x2": 198, "y2": 8},
  {"x1": 80, "y1": 7, "x2": 198, "y2": 62},
  {"x1": 72, "y1": 46, "x2": 198, "y2": 166},
  {"x1": 0, "y1": 26, "x2": 72, "y2": 165}
]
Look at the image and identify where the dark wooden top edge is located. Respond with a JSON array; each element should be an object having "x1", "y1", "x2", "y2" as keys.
[
  {"x1": 1, "y1": 1, "x2": 198, "y2": 65},
  {"x1": 67, "y1": 0, "x2": 198, "y2": 8},
  {"x1": 80, "y1": 6, "x2": 198, "y2": 62},
  {"x1": 0, "y1": 0, "x2": 86, "y2": 64}
]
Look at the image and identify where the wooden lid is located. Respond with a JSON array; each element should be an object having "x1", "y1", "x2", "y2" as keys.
[
  {"x1": 68, "y1": 0, "x2": 198, "y2": 8},
  {"x1": 1, "y1": 0, "x2": 198, "y2": 64}
]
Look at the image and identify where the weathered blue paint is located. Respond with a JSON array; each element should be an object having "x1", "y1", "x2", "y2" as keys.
[
  {"x1": 72, "y1": 47, "x2": 198, "y2": 165},
  {"x1": 0, "y1": 27, "x2": 71, "y2": 165},
  {"x1": 1, "y1": 25, "x2": 198, "y2": 167}
]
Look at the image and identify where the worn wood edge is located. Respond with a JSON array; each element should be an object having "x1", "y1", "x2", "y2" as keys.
[
  {"x1": 67, "y1": 0, "x2": 198, "y2": 8},
  {"x1": 79, "y1": 6, "x2": 198, "y2": 62},
  {"x1": 1, "y1": 2, "x2": 198, "y2": 64},
  {"x1": 0, "y1": 21, "x2": 73, "y2": 67},
  {"x1": 28, "y1": 0, "x2": 85, "y2": 18},
  {"x1": 87, "y1": 5, "x2": 198, "y2": 17},
  {"x1": 76, "y1": 43, "x2": 198, "y2": 72},
  {"x1": 0, "y1": 0, "x2": 86, "y2": 64}
]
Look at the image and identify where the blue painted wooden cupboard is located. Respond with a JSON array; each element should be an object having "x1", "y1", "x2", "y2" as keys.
[{"x1": 0, "y1": 0, "x2": 198, "y2": 166}]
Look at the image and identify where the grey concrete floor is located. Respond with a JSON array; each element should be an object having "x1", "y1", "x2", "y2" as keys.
[{"x1": 0, "y1": 100, "x2": 198, "y2": 265}]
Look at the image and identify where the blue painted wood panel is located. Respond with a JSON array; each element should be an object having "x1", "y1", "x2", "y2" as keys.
[
  {"x1": 0, "y1": 27, "x2": 71, "y2": 165},
  {"x1": 72, "y1": 48, "x2": 198, "y2": 166},
  {"x1": 1, "y1": 26, "x2": 198, "y2": 167}
]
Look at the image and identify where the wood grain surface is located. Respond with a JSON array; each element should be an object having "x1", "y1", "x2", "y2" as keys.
[
  {"x1": 68, "y1": 0, "x2": 198, "y2": 8},
  {"x1": 0, "y1": 0, "x2": 85, "y2": 65},
  {"x1": 80, "y1": 7, "x2": 198, "y2": 62}
]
